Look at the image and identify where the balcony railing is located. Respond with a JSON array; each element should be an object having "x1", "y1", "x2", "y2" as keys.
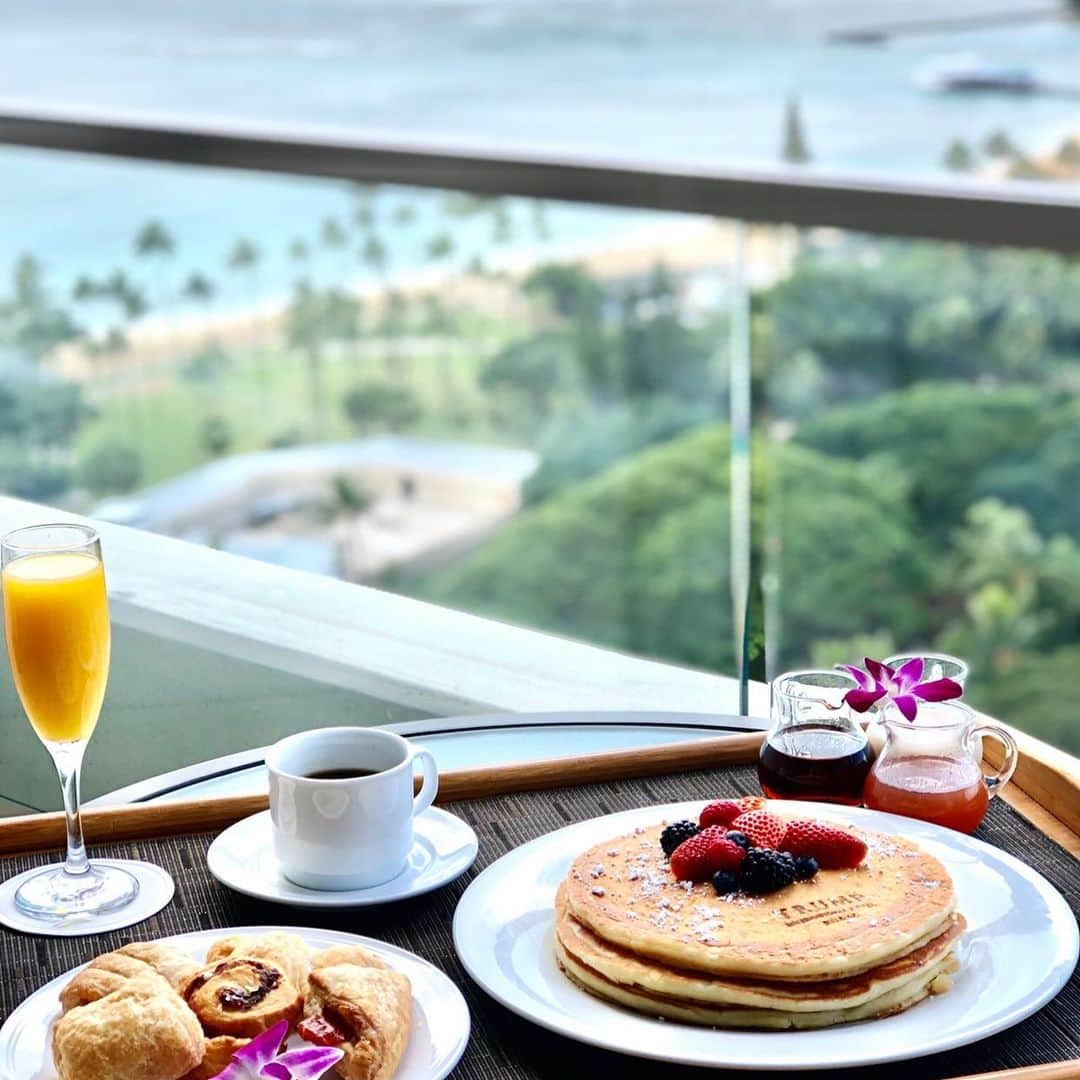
[
  {"x1": 2, "y1": 102, "x2": 1080, "y2": 251},
  {"x1": 0, "y1": 102, "x2": 1077, "y2": 810}
]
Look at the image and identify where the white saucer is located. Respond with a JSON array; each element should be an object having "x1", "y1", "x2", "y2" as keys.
[
  {"x1": 208, "y1": 808, "x2": 478, "y2": 907},
  {"x1": 0, "y1": 859, "x2": 175, "y2": 937}
]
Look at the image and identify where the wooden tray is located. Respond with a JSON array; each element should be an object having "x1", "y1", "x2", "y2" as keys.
[{"x1": 0, "y1": 728, "x2": 1075, "y2": 1080}]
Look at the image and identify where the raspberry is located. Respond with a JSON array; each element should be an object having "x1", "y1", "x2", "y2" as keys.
[
  {"x1": 730, "y1": 810, "x2": 787, "y2": 850},
  {"x1": 670, "y1": 826, "x2": 746, "y2": 882},
  {"x1": 699, "y1": 800, "x2": 744, "y2": 829},
  {"x1": 739, "y1": 849, "x2": 796, "y2": 895},
  {"x1": 783, "y1": 820, "x2": 867, "y2": 870},
  {"x1": 659, "y1": 820, "x2": 700, "y2": 857}
]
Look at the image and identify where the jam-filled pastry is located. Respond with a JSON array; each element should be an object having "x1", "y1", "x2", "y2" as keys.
[
  {"x1": 52, "y1": 973, "x2": 203, "y2": 1080},
  {"x1": 205, "y1": 932, "x2": 311, "y2": 993},
  {"x1": 60, "y1": 943, "x2": 201, "y2": 1013},
  {"x1": 183, "y1": 957, "x2": 303, "y2": 1038},
  {"x1": 298, "y1": 963, "x2": 411, "y2": 1080},
  {"x1": 181, "y1": 1036, "x2": 251, "y2": 1080}
]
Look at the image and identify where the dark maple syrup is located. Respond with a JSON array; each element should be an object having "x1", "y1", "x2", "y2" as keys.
[{"x1": 758, "y1": 723, "x2": 871, "y2": 805}]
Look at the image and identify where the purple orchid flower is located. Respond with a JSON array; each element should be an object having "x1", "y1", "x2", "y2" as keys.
[
  {"x1": 211, "y1": 1021, "x2": 343, "y2": 1080},
  {"x1": 838, "y1": 656, "x2": 963, "y2": 722}
]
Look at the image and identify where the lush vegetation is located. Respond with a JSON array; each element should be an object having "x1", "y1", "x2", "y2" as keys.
[{"x1": 0, "y1": 202, "x2": 1077, "y2": 752}]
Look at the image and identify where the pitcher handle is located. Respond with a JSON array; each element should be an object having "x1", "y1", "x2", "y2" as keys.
[{"x1": 971, "y1": 723, "x2": 1018, "y2": 800}]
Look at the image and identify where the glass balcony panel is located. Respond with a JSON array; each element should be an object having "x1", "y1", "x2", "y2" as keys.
[{"x1": 755, "y1": 226, "x2": 1080, "y2": 756}]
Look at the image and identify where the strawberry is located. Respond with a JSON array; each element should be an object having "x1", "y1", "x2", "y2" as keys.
[
  {"x1": 699, "y1": 800, "x2": 744, "y2": 829},
  {"x1": 730, "y1": 810, "x2": 787, "y2": 850},
  {"x1": 783, "y1": 820, "x2": 868, "y2": 870},
  {"x1": 669, "y1": 826, "x2": 746, "y2": 882}
]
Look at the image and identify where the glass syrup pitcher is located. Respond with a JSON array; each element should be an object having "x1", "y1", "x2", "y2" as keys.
[{"x1": 758, "y1": 670, "x2": 871, "y2": 806}]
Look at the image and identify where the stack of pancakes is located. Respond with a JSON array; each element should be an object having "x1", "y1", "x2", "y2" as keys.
[{"x1": 556, "y1": 822, "x2": 963, "y2": 1029}]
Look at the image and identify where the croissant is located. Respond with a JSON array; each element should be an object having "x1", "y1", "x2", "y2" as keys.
[
  {"x1": 183, "y1": 958, "x2": 303, "y2": 1038},
  {"x1": 311, "y1": 945, "x2": 389, "y2": 974},
  {"x1": 299, "y1": 964, "x2": 411, "y2": 1080},
  {"x1": 52, "y1": 973, "x2": 203, "y2": 1080},
  {"x1": 60, "y1": 943, "x2": 202, "y2": 1013}
]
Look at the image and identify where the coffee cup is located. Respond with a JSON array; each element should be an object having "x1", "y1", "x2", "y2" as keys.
[{"x1": 266, "y1": 726, "x2": 438, "y2": 890}]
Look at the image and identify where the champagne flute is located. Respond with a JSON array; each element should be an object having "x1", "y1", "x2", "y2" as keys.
[{"x1": 1, "y1": 524, "x2": 139, "y2": 919}]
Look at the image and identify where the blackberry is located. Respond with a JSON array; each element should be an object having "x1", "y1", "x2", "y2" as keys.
[
  {"x1": 726, "y1": 831, "x2": 750, "y2": 850},
  {"x1": 712, "y1": 869, "x2": 738, "y2": 895},
  {"x1": 793, "y1": 855, "x2": 819, "y2": 881},
  {"x1": 739, "y1": 849, "x2": 796, "y2": 895},
  {"x1": 660, "y1": 820, "x2": 700, "y2": 857}
]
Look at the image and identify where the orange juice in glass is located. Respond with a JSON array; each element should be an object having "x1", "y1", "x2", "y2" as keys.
[{"x1": 1, "y1": 524, "x2": 138, "y2": 920}]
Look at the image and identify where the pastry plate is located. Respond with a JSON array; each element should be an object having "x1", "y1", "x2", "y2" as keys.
[
  {"x1": 0, "y1": 924, "x2": 471, "y2": 1080},
  {"x1": 453, "y1": 801, "x2": 1078, "y2": 1071},
  {"x1": 207, "y1": 807, "x2": 478, "y2": 907}
]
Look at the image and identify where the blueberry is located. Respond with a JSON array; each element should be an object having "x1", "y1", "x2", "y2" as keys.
[
  {"x1": 794, "y1": 856, "x2": 819, "y2": 881},
  {"x1": 726, "y1": 831, "x2": 749, "y2": 850},
  {"x1": 712, "y1": 869, "x2": 738, "y2": 895}
]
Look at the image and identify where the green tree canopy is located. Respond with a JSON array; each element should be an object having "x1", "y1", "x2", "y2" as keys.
[
  {"x1": 343, "y1": 382, "x2": 421, "y2": 433},
  {"x1": 79, "y1": 441, "x2": 142, "y2": 496}
]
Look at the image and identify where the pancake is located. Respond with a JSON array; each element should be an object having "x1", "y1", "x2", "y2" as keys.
[
  {"x1": 564, "y1": 821, "x2": 955, "y2": 981},
  {"x1": 556, "y1": 933, "x2": 960, "y2": 1029},
  {"x1": 555, "y1": 884, "x2": 965, "y2": 1012}
]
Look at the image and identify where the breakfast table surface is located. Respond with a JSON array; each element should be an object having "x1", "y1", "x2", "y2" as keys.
[{"x1": 1, "y1": 760, "x2": 1077, "y2": 1080}]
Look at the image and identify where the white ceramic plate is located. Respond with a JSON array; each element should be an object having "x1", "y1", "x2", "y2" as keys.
[
  {"x1": 1, "y1": 924, "x2": 470, "y2": 1080},
  {"x1": 453, "y1": 800, "x2": 1078, "y2": 1071},
  {"x1": 207, "y1": 808, "x2": 478, "y2": 907}
]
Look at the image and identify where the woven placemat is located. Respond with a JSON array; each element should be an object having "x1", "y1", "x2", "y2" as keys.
[{"x1": 2, "y1": 765, "x2": 1077, "y2": 1079}]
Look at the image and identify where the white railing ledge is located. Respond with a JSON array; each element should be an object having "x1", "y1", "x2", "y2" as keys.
[{"x1": 0, "y1": 497, "x2": 761, "y2": 719}]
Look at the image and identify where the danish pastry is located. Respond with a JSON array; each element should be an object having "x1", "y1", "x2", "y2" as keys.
[
  {"x1": 52, "y1": 973, "x2": 203, "y2": 1080},
  {"x1": 205, "y1": 932, "x2": 311, "y2": 993},
  {"x1": 183, "y1": 957, "x2": 303, "y2": 1038},
  {"x1": 60, "y1": 943, "x2": 201, "y2": 1013},
  {"x1": 299, "y1": 963, "x2": 411, "y2": 1080}
]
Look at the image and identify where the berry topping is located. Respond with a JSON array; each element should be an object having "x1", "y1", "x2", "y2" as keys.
[
  {"x1": 659, "y1": 820, "x2": 699, "y2": 857},
  {"x1": 699, "y1": 800, "x2": 744, "y2": 829},
  {"x1": 725, "y1": 831, "x2": 750, "y2": 850},
  {"x1": 783, "y1": 820, "x2": 868, "y2": 870},
  {"x1": 670, "y1": 826, "x2": 747, "y2": 882},
  {"x1": 793, "y1": 855, "x2": 819, "y2": 881},
  {"x1": 739, "y1": 849, "x2": 797, "y2": 895},
  {"x1": 712, "y1": 869, "x2": 739, "y2": 895},
  {"x1": 730, "y1": 810, "x2": 787, "y2": 851}
]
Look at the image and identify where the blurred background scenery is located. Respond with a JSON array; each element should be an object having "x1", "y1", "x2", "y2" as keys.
[{"x1": 1, "y1": 0, "x2": 1078, "y2": 760}]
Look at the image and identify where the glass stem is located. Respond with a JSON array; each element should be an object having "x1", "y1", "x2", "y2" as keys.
[{"x1": 53, "y1": 743, "x2": 89, "y2": 877}]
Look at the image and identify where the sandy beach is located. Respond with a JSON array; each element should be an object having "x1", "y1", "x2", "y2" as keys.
[{"x1": 48, "y1": 218, "x2": 795, "y2": 381}]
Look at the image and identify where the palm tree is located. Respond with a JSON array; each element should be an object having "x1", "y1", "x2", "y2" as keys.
[
  {"x1": 781, "y1": 98, "x2": 812, "y2": 164},
  {"x1": 133, "y1": 220, "x2": 175, "y2": 311},
  {"x1": 225, "y1": 236, "x2": 264, "y2": 389},
  {"x1": 361, "y1": 233, "x2": 389, "y2": 280},
  {"x1": 181, "y1": 272, "x2": 216, "y2": 350},
  {"x1": 531, "y1": 200, "x2": 551, "y2": 243},
  {"x1": 392, "y1": 202, "x2": 416, "y2": 227},
  {"x1": 426, "y1": 231, "x2": 455, "y2": 263},
  {"x1": 490, "y1": 201, "x2": 513, "y2": 246},
  {"x1": 285, "y1": 277, "x2": 329, "y2": 431},
  {"x1": 320, "y1": 215, "x2": 350, "y2": 284}
]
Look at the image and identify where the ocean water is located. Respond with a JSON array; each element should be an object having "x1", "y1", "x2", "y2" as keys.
[{"x1": 1, "y1": 0, "x2": 1078, "y2": 317}]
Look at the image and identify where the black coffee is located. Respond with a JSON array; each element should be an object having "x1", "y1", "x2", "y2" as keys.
[{"x1": 305, "y1": 768, "x2": 380, "y2": 780}]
